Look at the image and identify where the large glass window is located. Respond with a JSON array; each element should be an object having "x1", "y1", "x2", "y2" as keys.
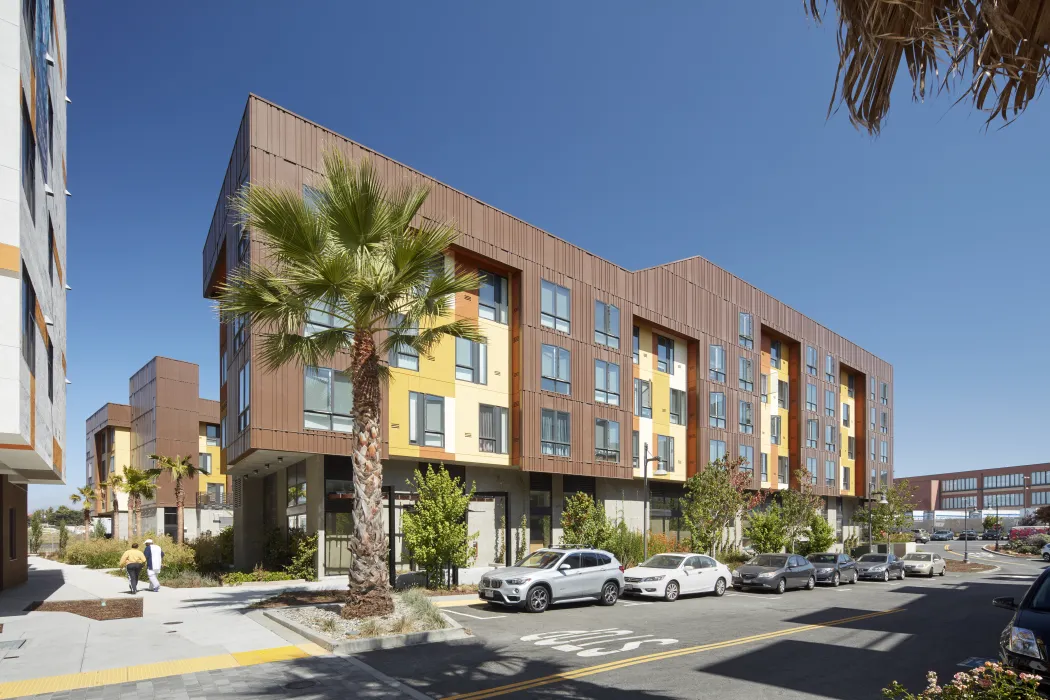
[
  {"x1": 529, "y1": 473, "x2": 553, "y2": 547},
  {"x1": 770, "y1": 339, "x2": 781, "y2": 367},
  {"x1": 21, "y1": 95, "x2": 35, "y2": 220},
  {"x1": 237, "y1": 362, "x2": 250, "y2": 431},
  {"x1": 825, "y1": 355, "x2": 835, "y2": 383},
  {"x1": 657, "y1": 335, "x2": 674, "y2": 374},
  {"x1": 825, "y1": 389, "x2": 836, "y2": 418},
  {"x1": 199, "y1": 452, "x2": 212, "y2": 476},
  {"x1": 761, "y1": 453, "x2": 769, "y2": 481},
  {"x1": 633, "y1": 430, "x2": 639, "y2": 469},
  {"x1": 739, "y1": 445, "x2": 754, "y2": 473},
  {"x1": 778, "y1": 380, "x2": 788, "y2": 409},
  {"x1": 825, "y1": 424, "x2": 836, "y2": 452},
  {"x1": 806, "y1": 457, "x2": 818, "y2": 484},
  {"x1": 778, "y1": 456, "x2": 789, "y2": 484},
  {"x1": 848, "y1": 436, "x2": 856, "y2": 459},
  {"x1": 709, "y1": 439, "x2": 726, "y2": 463},
  {"x1": 843, "y1": 403, "x2": 850, "y2": 427},
  {"x1": 806, "y1": 419, "x2": 818, "y2": 448},
  {"x1": 709, "y1": 344, "x2": 726, "y2": 382},
  {"x1": 880, "y1": 382, "x2": 889, "y2": 406},
  {"x1": 709, "y1": 392, "x2": 726, "y2": 428},
  {"x1": 456, "y1": 338, "x2": 488, "y2": 384},
  {"x1": 670, "y1": 389, "x2": 686, "y2": 425},
  {"x1": 658, "y1": 434, "x2": 675, "y2": 472},
  {"x1": 825, "y1": 459, "x2": 836, "y2": 487},
  {"x1": 541, "y1": 344, "x2": 571, "y2": 395},
  {"x1": 479, "y1": 404, "x2": 508, "y2": 454},
  {"x1": 540, "y1": 409, "x2": 570, "y2": 457},
  {"x1": 287, "y1": 463, "x2": 307, "y2": 508},
  {"x1": 880, "y1": 411, "x2": 888, "y2": 433},
  {"x1": 738, "y1": 312, "x2": 754, "y2": 349},
  {"x1": 232, "y1": 314, "x2": 248, "y2": 352},
  {"x1": 595, "y1": 360, "x2": 620, "y2": 405},
  {"x1": 388, "y1": 314, "x2": 419, "y2": 370},
  {"x1": 761, "y1": 374, "x2": 768, "y2": 403},
  {"x1": 634, "y1": 378, "x2": 652, "y2": 418},
  {"x1": 206, "y1": 424, "x2": 221, "y2": 447},
  {"x1": 540, "y1": 280, "x2": 570, "y2": 333},
  {"x1": 806, "y1": 346, "x2": 818, "y2": 376},
  {"x1": 594, "y1": 301, "x2": 620, "y2": 349},
  {"x1": 739, "y1": 400, "x2": 753, "y2": 434},
  {"x1": 595, "y1": 419, "x2": 620, "y2": 463},
  {"x1": 983, "y1": 473, "x2": 1025, "y2": 489},
  {"x1": 771, "y1": 415, "x2": 781, "y2": 444},
  {"x1": 806, "y1": 383, "x2": 817, "y2": 412},
  {"x1": 842, "y1": 466, "x2": 851, "y2": 490},
  {"x1": 739, "y1": 356, "x2": 754, "y2": 391},
  {"x1": 21, "y1": 265, "x2": 36, "y2": 372},
  {"x1": 479, "y1": 270, "x2": 508, "y2": 324},
  {"x1": 880, "y1": 440, "x2": 888, "y2": 463},
  {"x1": 304, "y1": 366, "x2": 353, "y2": 432},
  {"x1": 409, "y1": 392, "x2": 445, "y2": 448}
]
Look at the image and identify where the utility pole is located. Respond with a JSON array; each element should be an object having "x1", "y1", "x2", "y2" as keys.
[{"x1": 641, "y1": 443, "x2": 666, "y2": 562}]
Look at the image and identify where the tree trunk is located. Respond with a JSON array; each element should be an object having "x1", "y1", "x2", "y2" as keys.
[
  {"x1": 342, "y1": 338, "x2": 393, "y2": 619},
  {"x1": 175, "y1": 478, "x2": 184, "y2": 544},
  {"x1": 83, "y1": 510, "x2": 90, "y2": 541}
]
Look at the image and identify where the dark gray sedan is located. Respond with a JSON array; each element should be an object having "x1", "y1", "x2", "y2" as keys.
[
  {"x1": 731, "y1": 553, "x2": 815, "y2": 594},
  {"x1": 807, "y1": 552, "x2": 858, "y2": 586},
  {"x1": 855, "y1": 553, "x2": 906, "y2": 581}
]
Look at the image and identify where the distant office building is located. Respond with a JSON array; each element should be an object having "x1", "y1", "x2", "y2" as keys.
[
  {"x1": 909, "y1": 463, "x2": 1050, "y2": 515},
  {"x1": 0, "y1": 0, "x2": 68, "y2": 588},
  {"x1": 86, "y1": 358, "x2": 231, "y2": 540}
]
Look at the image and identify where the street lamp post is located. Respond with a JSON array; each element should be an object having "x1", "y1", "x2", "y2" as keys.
[
  {"x1": 868, "y1": 490, "x2": 888, "y2": 552},
  {"x1": 995, "y1": 499, "x2": 1001, "y2": 552},
  {"x1": 641, "y1": 442, "x2": 667, "y2": 562},
  {"x1": 963, "y1": 509, "x2": 978, "y2": 563}
]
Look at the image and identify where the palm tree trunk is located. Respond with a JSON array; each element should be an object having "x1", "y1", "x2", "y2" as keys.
[
  {"x1": 175, "y1": 478, "x2": 184, "y2": 544},
  {"x1": 342, "y1": 340, "x2": 393, "y2": 619},
  {"x1": 83, "y1": 510, "x2": 90, "y2": 541}
]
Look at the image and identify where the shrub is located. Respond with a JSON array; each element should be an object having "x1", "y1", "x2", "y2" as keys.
[
  {"x1": 884, "y1": 662, "x2": 1041, "y2": 699},
  {"x1": 403, "y1": 465, "x2": 478, "y2": 588},
  {"x1": 284, "y1": 532, "x2": 318, "y2": 581},
  {"x1": 191, "y1": 528, "x2": 234, "y2": 573},
  {"x1": 744, "y1": 505, "x2": 786, "y2": 553},
  {"x1": 400, "y1": 588, "x2": 447, "y2": 631},
  {"x1": 61, "y1": 534, "x2": 195, "y2": 572},
  {"x1": 91, "y1": 520, "x2": 106, "y2": 539},
  {"x1": 647, "y1": 532, "x2": 690, "y2": 556},
  {"x1": 514, "y1": 514, "x2": 528, "y2": 563},
  {"x1": 843, "y1": 534, "x2": 860, "y2": 556},
  {"x1": 262, "y1": 527, "x2": 293, "y2": 570},
  {"x1": 158, "y1": 570, "x2": 221, "y2": 588},
  {"x1": 606, "y1": 521, "x2": 643, "y2": 568},
  {"x1": 29, "y1": 514, "x2": 42, "y2": 553},
  {"x1": 806, "y1": 512, "x2": 836, "y2": 554},
  {"x1": 1010, "y1": 527, "x2": 1048, "y2": 541},
  {"x1": 1024, "y1": 534, "x2": 1050, "y2": 549},
  {"x1": 560, "y1": 492, "x2": 612, "y2": 549},
  {"x1": 220, "y1": 566, "x2": 296, "y2": 586},
  {"x1": 716, "y1": 548, "x2": 750, "y2": 567}
]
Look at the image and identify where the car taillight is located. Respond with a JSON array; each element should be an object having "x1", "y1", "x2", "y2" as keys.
[{"x1": 619, "y1": 565, "x2": 625, "y2": 572}]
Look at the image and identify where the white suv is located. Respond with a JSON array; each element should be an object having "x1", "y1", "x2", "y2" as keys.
[{"x1": 478, "y1": 546, "x2": 624, "y2": 613}]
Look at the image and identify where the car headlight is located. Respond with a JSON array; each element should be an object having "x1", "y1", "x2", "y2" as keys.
[
  {"x1": 732, "y1": 569, "x2": 740, "y2": 577},
  {"x1": 1009, "y1": 627, "x2": 1043, "y2": 659},
  {"x1": 504, "y1": 577, "x2": 530, "y2": 585},
  {"x1": 757, "y1": 571, "x2": 775, "y2": 578},
  {"x1": 818, "y1": 568, "x2": 832, "y2": 574},
  {"x1": 869, "y1": 566, "x2": 886, "y2": 572},
  {"x1": 642, "y1": 575, "x2": 666, "y2": 582}
]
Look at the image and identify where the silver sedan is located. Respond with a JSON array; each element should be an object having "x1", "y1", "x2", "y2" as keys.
[{"x1": 900, "y1": 552, "x2": 946, "y2": 577}]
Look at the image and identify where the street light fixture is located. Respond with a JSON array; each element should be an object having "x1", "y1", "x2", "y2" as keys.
[{"x1": 642, "y1": 442, "x2": 668, "y2": 562}]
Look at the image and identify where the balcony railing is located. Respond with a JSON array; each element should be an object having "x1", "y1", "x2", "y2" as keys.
[{"x1": 196, "y1": 492, "x2": 232, "y2": 508}]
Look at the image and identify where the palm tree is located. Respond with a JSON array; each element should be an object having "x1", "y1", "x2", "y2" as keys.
[
  {"x1": 217, "y1": 153, "x2": 483, "y2": 616},
  {"x1": 68, "y1": 485, "x2": 97, "y2": 542},
  {"x1": 118, "y1": 466, "x2": 160, "y2": 542},
  {"x1": 148, "y1": 454, "x2": 199, "y2": 544},
  {"x1": 102, "y1": 474, "x2": 124, "y2": 538}
]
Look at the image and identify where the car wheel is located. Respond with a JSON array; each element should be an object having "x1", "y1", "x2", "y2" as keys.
[
  {"x1": 832, "y1": 571, "x2": 840, "y2": 587},
  {"x1": 775, "y1": 578, "x2": 786, "y2": 595},
  {"x1": 928, "y1": 569, "x2": 934, "y2": 578},
  {"x1": 939, "y1": 568, "x2": 945, "y2": 576},
  {"x1": 900, "y1": 568, "x2": 906, "y2": 580},
  {"x1": 882, "y1": 570, "x2": 889, "y2": 582},
  {"x1": 805, "y1": 576, "x2": 816, "y2": 590},
  {"x1": 1043, "y1": 553, "x2": 1049, "y2": 562},
  {"x1": 599, "y1": 581, "x2": 619, "y2": 606},
  {"x1": 850, "y1": 570, "x2": 858, "y2": 584},
  {"x1": 525, "y1": 585, "x2": 550, "y2": 613},
  {"x1": 713, "y1": 577, "x2": 727, "y2": 597},
  {"x1": 664, "y1": 580, "x2": 680, "y2": 602}
]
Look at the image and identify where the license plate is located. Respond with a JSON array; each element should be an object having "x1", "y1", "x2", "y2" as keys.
[
  {"x1": 625, "y1": 585, "x2": 639, "y2": 592},
  {"x1": 483, "y1": 590, "x2": 494, "y2": 599}
]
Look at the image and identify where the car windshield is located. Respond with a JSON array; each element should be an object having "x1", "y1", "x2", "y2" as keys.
[
  {"x1": 808, "y1": 554, "x2": 836, "y2": 563},
  {"x1": 751, "y1": 554, "x2": 788, "y2": 567},
  {"x1": 515, "y1": 551, "x2": 563, "y2": 569},
  {"x1": 1029, "y1": 574, "x2": 1050, "y2": 612},
  {"x1": 639, "y1": 555, "x2": 684, "y2": 569},
  {"x1": 903, "y1": 553, "x2": 931, "y2": 561},
  {"x1": 936, "y1": 531, "x2": 951, "y2": 535},
  {"x1": 859, "y1": 555, "x2": 887, "y2": 562}
]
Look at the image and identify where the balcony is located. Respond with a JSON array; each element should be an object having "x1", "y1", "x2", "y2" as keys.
[{"x1": 196, "y1": 492, "x2": 232, "y2": 508}]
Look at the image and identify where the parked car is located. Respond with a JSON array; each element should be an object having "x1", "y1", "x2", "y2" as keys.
[
  {"x1": 931, "y1": 530, "x2": 954, "y2": 541},
  {"x1": 958, "y1": 530, "x2": 980, "y2": 541},
  {"x1": 982, "y1": 529, "x2": 1002, "y2": 541},
  {"x1": 623, "y1": 553, "x2": 731, "y2": 601},
  {"x1": 994, "y1": 569, "x2": 1050, "y2": 692},
  {"x1": 732, "y1": 553, "x2": 815, "y2": 594},
  {"x1": 807, "y1": 552, "x2": 858, "y2": 586},
  {"x1": 856, "y1": 553, "x2": 906, "y2": 581},
  {"x1": 901, "y1": 552, "x2": 946, "y2": 577},
  {"x1": 1041, "y1": 543, "x2": 1050, "y2": 562},
  {"x1": 911, "y1": 529, "x2": 930, "y2": 543},
  {"x1": 478, "y1": 546, "x2": 624, "y2": 613}
]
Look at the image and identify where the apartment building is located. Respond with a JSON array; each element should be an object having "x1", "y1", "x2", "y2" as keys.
[
  {"x1": 0, "y1": 0, "x2": 68, "y2": 588},
  {"x1": 910, "y1": 463, "x2": 1050, "y2": 516},
  {"x1": 202, "y1": 96, "x2": 894, "y2": 574},
  {"x1": 86, "y1": 358, "x2": 230, "y2": 540}
]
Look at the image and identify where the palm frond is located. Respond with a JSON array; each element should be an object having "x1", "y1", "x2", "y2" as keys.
[
  {"x1": 321, "y1": 152, "x2": 394, "y2": 254},
  {"x1": 232, "y1": 183, "x2": 328, "y2": 268},
  {"x1": 384, "y1": 318, "x2": 487, "y2": 359},
  {"x1": 255, "y1": 328, "x2": 352, "y2": 373}
]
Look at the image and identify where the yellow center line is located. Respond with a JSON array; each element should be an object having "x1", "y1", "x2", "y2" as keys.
[{"x1": 443, "y1": 608, "x2": 901, "y2": 700}]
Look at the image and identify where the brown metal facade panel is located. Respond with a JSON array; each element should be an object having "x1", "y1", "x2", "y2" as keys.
[{"x1": 200, "y1": 95, "x2": 893, "y2": 486}]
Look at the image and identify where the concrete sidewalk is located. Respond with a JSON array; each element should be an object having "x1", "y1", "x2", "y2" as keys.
[{"x1": 0, "y1": 557, "x2": 348, "y2": 685}]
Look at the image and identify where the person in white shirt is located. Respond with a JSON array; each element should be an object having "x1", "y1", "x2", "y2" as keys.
[{"x1": 143, "y1": 538, "x2": 163, "y2": 592}]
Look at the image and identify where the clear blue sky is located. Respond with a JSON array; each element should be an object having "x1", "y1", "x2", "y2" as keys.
[{"x1": 33, "y1": 2, "x2": 1050, "y2": 510}]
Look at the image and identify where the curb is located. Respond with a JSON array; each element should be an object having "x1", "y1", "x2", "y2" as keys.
[
  {"x1": 263, "y1": 607, "x2": 471, "y2": 654},
  {"x1": 980, "y1": 545, "x2": 1041, "y2": 561}
]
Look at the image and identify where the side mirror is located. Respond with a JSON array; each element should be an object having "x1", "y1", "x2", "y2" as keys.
[
  {"x1": 993, "y1": 596, "x2": 1019, "y2": 611},
  {"x1": 558, "y1": 563, "x2": 571, "y2": 571}
]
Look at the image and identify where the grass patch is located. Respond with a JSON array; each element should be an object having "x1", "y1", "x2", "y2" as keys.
[
  {"x1": 357, "y1": 618, "x2": 383, "y2": 637},
  {"x1": 401, "y1": 588, "x2": 447, "y2": 631}
]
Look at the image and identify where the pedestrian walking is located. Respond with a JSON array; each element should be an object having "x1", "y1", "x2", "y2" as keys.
[
  {"x1": 118, "y1": 543, "x2": 146, "y2": 594},
  {"x1": 144, "y1": 537, "x2": 163, "y2": 592}
]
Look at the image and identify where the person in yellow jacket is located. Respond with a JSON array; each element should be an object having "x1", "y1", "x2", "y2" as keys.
[{"x1": 118, "y1": 543, "x2": 147, "y2": 594}]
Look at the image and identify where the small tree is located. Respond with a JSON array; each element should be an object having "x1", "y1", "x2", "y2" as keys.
[
  {"x1": 744, "y1": 504, "x2": 786, "y2": 553},
  {"x1": 91, "y1": 519, "x2": 107, "y2": 539},
  {"x1": 983, "y1": 515, "x2": 1003, "y2": 531},
  {"x1": 494, "y1": 514, "x2": 506, "y2": 564},
  {"x1": 515, "y1": 513, "x2": 528, "y2": 563},
  {"x1": 561, "y1": 492, "x2": 612, "y2": 549},
  {"x1": 148, "y1": 454, "x2": 199, "y2": 544},
  {"x1": 1034, "y1": 506, "x2": 1050, "y2": 525},
  {"x1": 402, "y1": 465, "x2": 478, "y2": 589},
  {"x1": 681, "y1": 454, "x2": 763, "y2": 556},
  {"x1": 852, "y1": 479, "x2": 917, "y2": 543},
  {"x1": 68, "y1": 485, "x2": 98, "y2": 542},
  {"x1": 780, "y1": 468, "x2": 823, "y2": 553},
  {"x1": 1020, "y1": 512, "x2": 1040, "y2": 527},
  {"x1": 806, "y1": 511, "x2": 836, "y2": 555},
  {"x1": 57, "y1": 525, "x2": 69, "y2": 556},
  {"x1": 29, "y1": 512, "x2": 42, "y2": 553}
]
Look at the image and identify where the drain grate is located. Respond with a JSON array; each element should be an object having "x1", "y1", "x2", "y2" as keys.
[
  {"x1": 285, "y1": 680, "x2": 319, "y2": 690},
  {"x1": 0, "y1": 641, "x2": 25, "y2": 651}
]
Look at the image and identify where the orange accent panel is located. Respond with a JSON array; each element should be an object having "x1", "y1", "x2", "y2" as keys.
[
  {"x1": 52, "y1": 243, "x2": 63, "y2": 285},
  {"x1": 0, "y1": 244, "x2": 19, "y2": 273},
  {"x1": 0, "y1": 443, "x2": 33, "y2": 451},
  {"x1": 34, "y1": 300, "x2": 49, "y2": 346},
  {"x1": 61, "y1": 352, "x2": 66, "y2": 373},
  {"x1": 53, "y1": 438, "x2": 63, "y2": 477},
  {"x1": 417, "y1": 447, "x2": 455, "y2": 464}
]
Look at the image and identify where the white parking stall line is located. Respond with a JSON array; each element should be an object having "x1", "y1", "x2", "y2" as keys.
[
  {"x1": 620, "y1": 601, "x2": 652, "y2": 607},
  {"x1": 444, "y1": 609, "x2": 507, "y2": 621},
  {"x1": 521, "y1": 629, "x2": 680, "y2": 658}
]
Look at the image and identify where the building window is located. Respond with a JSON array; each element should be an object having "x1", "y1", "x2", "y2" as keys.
[
  {"x1": 880, "y1": 382, "x2": 889, "y2": 406},
  {"x1": 806, "y1": 457, "x2": 818, "y2": 485},
  {"x1": 479, "y1": 405, "x2": 508, "y2": 454},
  {"x1": 46, "y1": 338, "x2": 53, "y2": 401},
  {"x1": 739, "y1": 356, "x2": 754, "y2": 391},
  {"x1": 870, "y1": 377, "x2": 876, "y2": 401},
  {"x1": 842, "y1": 403, "x2": 850, "y2": 427},
  {"x1": 632, "y1": 431, "x2": 639, "y2": 469},
  {"x1": 670, "y1": 389, "x2": 687, "y2": 425},
  {"x1": 806, "y1": 419, "x2": 818, "y2": 448},
  {"x1": 304, "y1": 366, "x2": 353, "y2": 432},
  {"x1": 983, "y1": 473, "x2": 1025, "y2": 489},
  {"x1": 847, "y1": 436, "x2": 856, "y2": 460},
  {"x1": 207, "y1": 483, "x2": 225, "y2": 505},
  {"x1": 739, "y1": 401, "x2": 753, "y2": 434},
  {"x1": 633, "y1": 326, "x2": 640, "y2": 364},
  {"x1": 304, "y1": 300, "x2": 338, "y2": 335},
  {"x1": 761, "y1": 453, "x2": 769, "y2": 481},
  {"x1": 825, "y1": 424, "x2": 836, "y2": 452},
  {"x1": 761, "y1": 374, "x2": 768, "y2": 403},
  {"x1": 870, "y1": 436, "x2": 876, "y2": 460},
  {"x1": 738, "y1": 312, "x2": 754, "y2": 349},
  {"x1": 594, "y1": 301, "x2": 620, "y2": 349},
  {"x1": 778, "y1": 380, "x2": 788, "y2": 409},
  {"x1": 21, "y1": 95, "x2": 35, "y2": 220},
  {"x1": 540, "y1": 409, "x2": 570, "y2": 457},
  {"x1": 770, "y1": 415, "x2": 781, "y2": 445},
  {"x1": 984, "y1": 493, "x2": 1023, "y2": 508},
  {"x1": 825, "y1": 355, "x2": 835, "y2": 383},
  {"x1": 842, "y1": 466, "x2": 851, "y2": 490},
  {"x1": 634, "y1": 379, "x2": 652, "y2": 418},
  {"x1": 658, "y1": 434, "x2": 675, "y2": 472},
  {"x1": 219, "y1": 350, "x2": 227, "y2": 386},
  {"x1": 806, "y1": 346, "x2": 818, "y2": 376},
  {"x1": 529, "y1": 473, "x2": 553, "y2": 547},
  {"x1": 880, "y1": 411, "x2": 888, "y2": 433},
  {"x1": 709, "y1": 345, "x2": 726, "y2": 382},
  {"x1": 778, "y1": 456, "x2": 789, "y2": 485},
  {"x1": 287, "y1": 463, "x2": 307, "y2": 507},
  {"x1": 656, "y1": 335, "x2": 674, "y2": 374},
  {"x1": 232, "y1": 314, "x2": 248, "y2": 353},
  {"x1": 1032, "y1": 491, "x2": 1050, "y2": 506},
  {"x1": 595, "y1": 360, "x2": 620, "y2": 406},
  {"x1": 942, "y1": 496, "x2": 977, "y2": 510},
  {"x1": 709, "y1": 439, "x2": 726, "y2": 464},
  {"x1": 847, "y1": 374, "x2": 855, "y2": 398},
  {"x1": 709, "y1": 392, "x2": 726, "y2": 429},
  {"x1": 388, "y1": 314, "x2": 419, "y2": 370},
  {"x1": 21, "y1": 265, "x2": 36, "y2": 372},
  {"x1": 806, "y1": 383, "x2": 817, "y2": 412},
  {"x1": 455, "y1": 338, "x2": 488, "y2": 384},
  {"x1": 540, "y1": 344, "x2": 571, "y2": 395},
  {"x1": 540, "y1": 280, "x2": 570, "y2": 333},
  {"x1": 199, "y1": 453, "x2": 212, "y2": 476},
  {"x1": 237, "y1": 229, "x2": 250, "y2": 267},
  {"x1": 824, "y1": 390, "x2": 835, "y2": 418},
  {"x1": 880, "y1": 440, "x2": 888, "y2": 463},
  {"x1": 409, "y1": 392, "x2": 445, "y2": 448},
  {"x1": 870, "y1": 403, "x2": 876, "y2": 429},
  {"x1": 770, "y1": 339, "x2": 781, "y2": 367},
  {"x1": 206, "y1": 424, "x2": 220, "y2": 447},
  {"x1": 47, "y1": 220, "x2": 55, "y2": 284},
  {"x1": 595, "y1": 419, "x2": 621, "y2": 463},
  {"x1": 1033, "y1": 472, "x2": 1050, "y2": 486},
  {"x1": 237, "y1": 362, "x2": 250, "y2": 431},
  {"x1": 825, "y1": 459, "x2": 836, "y2": 487},
  {"x1": 478, "y1": 270, "x2": 508, "y2": 324},
  {"x1": 739, "y1": 445, "x2": 754, "y2": 473}
]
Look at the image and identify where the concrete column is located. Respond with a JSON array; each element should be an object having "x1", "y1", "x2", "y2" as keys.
[
  {"x1": 234, "y1": 476, "x2": 264, "y2": 569},
  {"x1": 305, "y1": 455, "x2": 325, "y2": 576},
  {"x1": 551, "y1": 474, "x2": 564, "y2": 545}
]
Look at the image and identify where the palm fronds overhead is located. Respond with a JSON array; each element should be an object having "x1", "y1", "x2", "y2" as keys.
[{"x1": 807, "y1": 0, "x2": 1050, "y2": 132}]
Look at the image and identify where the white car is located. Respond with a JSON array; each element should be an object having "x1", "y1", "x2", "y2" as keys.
[
  {"x1": 622, "y1": 553, "x2": 731, "y2": 601},
  {"x1": 1042, "y1": 543, "x2": 1050, "y2": 562}
]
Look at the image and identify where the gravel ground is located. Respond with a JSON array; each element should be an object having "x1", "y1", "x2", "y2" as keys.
[{"x1": 275, "y1": 593, "x2": 448, "y2": 639}]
